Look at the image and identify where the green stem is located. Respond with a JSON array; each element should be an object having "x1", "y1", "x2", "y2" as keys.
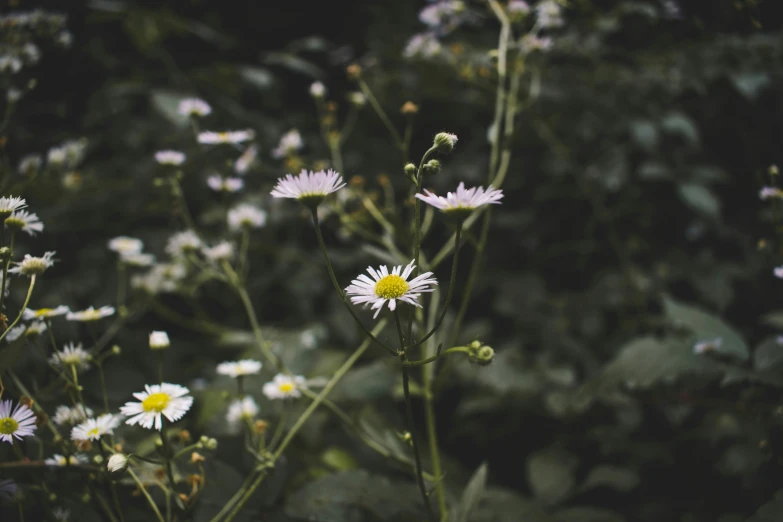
[
  {"x1": 394, "y1": 310, "x2": 435, "y2": 521},
  {"x1": 0, "y1": 230, "x2": 14, "y2": 314},
  {"x1": 128, "y1": 467, "x2": 166, "y2": 522},
  {"x1": 310, "y1": 207, "x2": 398, "y2": 356},
  {"x1": 0, "y1": 274, "x2": 35, "y2": 344},
  {"x1": 170, "y1": 176, "x2": 198, "y2": 232},
  {"x1": 356, "y1": 78, "x2": 404, "y2": 151},
  {"x1": 403, "y1": 346, "x2": 470, "y2": 367},
  {"x1": 238, "y1": 227, "x2": 250, "y2": 283},
  {"x1": 160, "y1": 426, "x2": 183, "y2": 514}
]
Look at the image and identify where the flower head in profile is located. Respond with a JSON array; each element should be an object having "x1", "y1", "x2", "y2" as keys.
[
  {"x1": 18, "y1": 154, "x2": 42, "y2": 176},
  {"x1": 149, "y1": 331, "x2": 170, "y2": 350},
  {"x1": 71, "y1": 414, "x2": 122, "y2": 441},
  {"x1": 107, "y1": 453, "x2": 129, "y2": 473},
  {"x1": 415, "y1": 182, "x2": 504, "y2": 221},
  {"x1": 0, "y1": 195, "x2": 26, "y2": 218},
  {"x1": 228, "y1": 204, "x2": 266, "y2": 232},
  {"x1": 217, "y1": 359, "x2": 262, "y2": 378},
  {"x1": 263, "y1": 374, "x2": 306, "y2": 400},
  {"x1": 166, "y1": 230, "x2": 202, "y2": 257},
  {"x1": 178, "y1": 98, "x2": 211, "y2": 117},
  {"x1": 271, "y1": 129, "x2": 303, "y2": 159},
  {"x1": 23, "y1": 305, "x2": 69, "y2": 321},
  {"x1": 226, "y1": 396, "x2": 259, "y2": 429},
  {"x1": 207, "y1": 175, "x2": 244, "y2": 193},
  {"x1": 203, "y1": 241, "x2": 235, "y2": 263},
  {"x1": 8, "y1": 251, "x2": 56, "y2": 277},
  {"x1": 53, "y1": 404, "x2": 93, "y2": 426},
  {"x1": 198, "y1": 130, "x2": 255, "y2": 145},
  {"x1": 760, "y1": 186, "x2": 783, "y2": 200},
  {"x1": 0, "y1": 400, "x2": 37, "y2": 444},
  {"x1": 4, "y1": 210, "x2": 43, "y2": 236},
  {"x1": 155, "y1": 150, "x2": 186, "y2": 166},
  {"x1": 66, "y1": 306, "x2": 115, "y2": 322},
  {"x1": 50, "y1": 342, "x2": 91, "y2": 372},
  {"x1": 270, "y1": 169, "x2": 345, "y2": 208},
  {"x1": 234, "y1": 145, "x2": 258, "y2": 175},
  {"x1": 108, "y1": 236, "x2": 143, "y2": 255},
  {"x1": 120, "y1": 252, "x2": 155, "y2": 267},
  {"x1": 120, "y1": 383, "x2": 193, "y2": 430},
  {"x1": 45, "y1": 453, "x2": 88, "y2": 467},
  {"x1": 345, "y1": 260, "x2": 438, "y2": 319}
]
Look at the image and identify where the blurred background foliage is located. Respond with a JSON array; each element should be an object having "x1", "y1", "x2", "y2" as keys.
[{"x1": 3, "y1": 0, "x2": 783, "y2": 521}]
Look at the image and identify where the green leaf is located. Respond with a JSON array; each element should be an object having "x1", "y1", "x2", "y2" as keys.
[
  {"x1": 526, "y1": 447, "x2": 577, "y2": 506},
  {"x1": 678, "y1": 183, "x2": 720, "y2": 218},
  {"x1": 579, "y1": 466, "x2": 639, "y2": 492},
  {"x1": 663, "y1": 296, "x2": 749, "y2": 361},
  {"x1": 261, "y1": 51, "x2": 325, "y2": 79},
  {"x1": 731, "y1": 72, "x2": 770, "y2": 101},
  {"x1": 452, "y1": 462, "x2": 488, "y2": 522},
  {"x1": 761, "y1": 311, "x2": 783, "y2": 329},
  {"x1": 321, "y1": 447, "x2": 358, "y2": 471},
  {"x1": 239, "y1": 66, "x2": 274, "y2": 90},
  {"x1": 661, "y1": 112, "x2": 699, "y2": 144}
]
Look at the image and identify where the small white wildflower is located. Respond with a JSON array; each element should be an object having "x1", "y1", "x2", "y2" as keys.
[
  {"x1": 508, "y1": 0, "x2": 531, "y2": 15},
  {"x1": 234, "y1": 145, "x2": 258, "y2": 175},
  {"x1": 120, "y1": 252, "x2": 156, "y2": 267},
  {"x1": 203, "y1": 241, "x2": 235, "y2": 263},
  {"x1": 23, "y1": 306, "x2": 69, "y2": 320},
  {"x1": 155, "y1": 150, "x2": 186, "y2": 166},
  {"x1": 108, "y1": 236, "x2": 144, "y2": 255},
  {"x1": 178, "y1": 98, "x2": 212, "y2": 117},
  {"x1": 107, "y1": 453, "x2": 129, "y2": 473},
  {"x1": 403, "y1": 33, "x2": 442, "y2": 59},
  {"x1": 4, "y1": 325, "x2": 27, "y2": 342},
  {"x1": 207, "y1": 175, "x2": 244, "y2": 192},
  {"x1": 4, "y1": 210, "x2": 44, "y2": 236},
  {"x1": 0, "y1": 400, "x2": 37, "y2": 444},
  {"x1": 0, "y1": 195, "x2": 27, "y2": 218},
  {"x1": 226, "y1": 396, "x2": 259, "y2": 429},
  {"x1": 347, "y1": 92, "x2": 366, "y2": 106},
  {"x1": 520, "y1": 34, "x2": 553, "y2": 53},
  {"x1": 760, "y1": 186, "x2": 783, "y2": 200},
  {"x1": 71, "y1": 414, "x2": 122, "y2": 441},
  {"x1": 47, "y1": 146, "x2": 68, "y2": 167},
  {"x1": 198, "y1": 130, "x2": 255, "y2": 145},
  {"x1": 66, "y1": 306, "x2": 115, "y2": 322},
  {"x1": 263, "y1": 374, "x2": 306, "y2": 400},
  {"x1": 270, "y1": 169, "x2": 345, "y2": 207},
  {"x1": 149, "y1": 331, "x2": 170, "y2": 350},
  {"x1": 271, "y1": 129, "x2": 303, "y2": 159},
  {"x1": 166, "y1": 230, "x2": 202, "y2": 257},
  {"x1": 228, "y1": 204, "x2": 266, "y2": 232},
  {"x1": 310, "y1": 81, "x2": 326, "y2": 98},
  {"x1": 216, "y1": 359, "x2": 262, "y2": 378},
  {"x1": 120, "y1": 383, "x2": 193, "y2": 430},
  {"x1": 53, "y1": 405, "x2": 93, "y2": 426},
  {"x1": 52, "y1": 507, "x2": 70, "y2": 522},
  {"x1": 345, "y1": 260, "x2": 438, "y2": 319},
  {"x1": 18, "y1": 155, "x2": 42, "y2": 176},
  {"x1": 775, "y1": 266, "x2": 783, "y2": 279},
  {"x1": 45, "y1": 453, "x2": 88, "y2": 467},
  {"x1": 415, "y1": 181, "x2": 504, "y2": 220},
  {"x1": 50, "y1": 342, "x2": 91, "y2": 372},
  {"x1": 8, "y1": 251, "x2": 56, "y2": 277},
  {"x1": 23, "y1": 321, "x2": 48, "y2": 338},
  {"x1": 536, "y1": 0, "x2": 564, "y2": 28}
]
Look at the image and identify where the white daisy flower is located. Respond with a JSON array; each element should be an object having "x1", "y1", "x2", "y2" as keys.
[
  {"x1": 775, "y1": 266, "x2": 783, "y2": 279},
  {"x1": 149, "y1": 331, "x2": 170, "y2": 350},
  {"x1": 270, "y1": 169, "x2": 345, "y2": 206},
  {"x1": 155, "y1": 150, "x2": 186, "y2": 166},
  {"x1": 263, "y1": 374, "x2": 306, "y2": 400},
  {"x1": 760, "y1": 186, "x2": 783, "y2": 200},
  {"x1": 216, "y1": 359, "x2": 262, "y2": 378},
  {"x1": 178, "y1": 98, "x2": 212, "y2": 117},
  {"x1": 344, "y1": 260, "x2": 438, "y2": 319},
  {"x1": 203, "y1": 241, "x2": 235, "y2": 263},
  {"x1": 66, "y1": 306, "x2": 115, "y2": 322},
  {"x1": 23, "y1": 305, "x2": 70, "y2": 320},
  {"x1": 207, "y1": 175, "x2": 244, "y2": 192},
  {"x1": 45, "y1": 453, "x2": 88, "y2": 467},
  {"x1": 271, "y1": 129, "x2": 303, "y2": 159},
  {"x1": 226, "y1": 396, "x2": 259, "y2": 428},
  {"x1": 415, "y1": 182, "x2": 504, "y2": 219},
  {"x1": 536, "y1": 0, "x2": 564, "y2": 28},
  {"x1": 18, "y1": 154, "x2": 42, "y2": 176},
  {"x1": 166, "y1": 230, "x2": 202, "y2": 257},
  {"x1": 24, "y1": 320, "x2": 48, "y2": 338},
  {"x1": 50, "y1": 342, "x2": 91, "y2": 372},
  {"x1": 120, "y1": 383, "x2": 193, "y2": 430},
  {"x1": 107, "y1": 453, "x2": 129, "y2": 473},
  {"x1": 8, "y1": 251, "x2": 56, "y2": 277},
  {"x1": 228, "y1": 204, "x2": 266, "y2": 232},
  {"x1": 108, "y1": 236, "x2": 144, "y2": 255},
  {"x1": 0, "y1": 400, "x2": 37, "y2": 444},
  {"x1": 47, "y1": 146, "x2": 67, "y2": 167},
  {"x1": 71, "y1": 414, "x2": 122, "y2": 441},
  {"x1": 4, "y1": 325, "x2": 27, "y2": 342},
  {"x1": 120, "y1": 252, "x2": 155, "y2": 267},
  {"x1": 197, "y1": 130, "x2": 255, "y2": 145},
  {"x1": 404, "y1": 33, "x2": 442, "y2": 59},
  {"x1": 309, "y1": 81, "x2": 326, "y2": 98},
  {"x1": 53, "y1": 404, "x2": 94, "y2": 426},
  {"x1": 0, "y1": 196, "x2": 27, "y2": 218},
  {"x1": 131, "y1": 263, "x2": 187, "y2": 295},
  {"x1": 234, "y1": 145, "x2": 258, "y2": 175},
  {"x1": 508, "y1": 0, "x2": 530, "y2": 15},
  {"x1": 4, "y1": 210, "x2": 44, "y2": 236}
]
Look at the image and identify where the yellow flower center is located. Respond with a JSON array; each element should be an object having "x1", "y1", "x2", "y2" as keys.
[
  {"x1": 142, "y1": 392, "x2": 171, "y2": 413},
  {"x1": 278, "y1": 382, "x2": 295, "y2": 393},
  {"x1": 0, "y1": 417, "x2": 19, "y2": 435},
  {"x1": 374, "y1": 274, "x2": 409, "y2": 300},
  {"x1": 87, "y1": 427, "x2": 101, "y2": 438},
  {"x1": 35, "y1": 308, "x2": 54, "y2": 316},
  {"x1": 81, "y1": 310, "x2": 102, "y2": 320}
]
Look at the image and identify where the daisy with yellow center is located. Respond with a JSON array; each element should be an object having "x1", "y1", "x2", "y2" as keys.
[
  {"x1": 263, "y1": 374, "x2": 306, "y2": 400},
  {"x1": 49, "y1": 342, "x2": 91, "y2": 372},
  {"x1": 0, "y1": 400, "x2": 36, "y2": 444},
  {"x1": 226, "y1": 396, "x2": 259, "y2": 430},
  {"x1": 344, "y1": 260, "x2": 438, "y2": 319},
  {"x1": 66, "y1": 306, "x2": 115, "y2": 322},
  {"x1": 71, "y1": 414, "x2": 122, "y2": 442},
  {"x1": 23, "y1": 305, "x2": 69, "y2": 320},
  {"x1": 120, "y1": 383, "x2": 193, "y2": 430}
]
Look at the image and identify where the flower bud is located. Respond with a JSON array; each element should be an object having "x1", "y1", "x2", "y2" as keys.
[
  {"x1": 191, "y1": 452, "x2": 205, "y2": 464},
  {"x1": 423, "y1": 159, "x2": 441, "y2": 175},
  {"x1": 770, "y1": 164, "x2": 779, "y2": 176},
  {"x1": 401, "y1": 101, "x2": 419, "y2": 114},
  {"x1": 404, "y1": 163, "x2": 417, "y2": 177},
  {"x1": 0, "y1": 247, "x2": 11, "y2": 260},
  {"x1": 433, "y1": 132, "x2": 458, "y2": 153},
  {"x1": 107, "y1": 453, "x2": 128, "y2": 473},
  {"x1": 149, "y1": 331, "x2": 170, "y2": 350},
  {"x1": 309, "y1": 82, "x2": 326, "y2": 98},
  {"x1": 111, "y1": 345, "x2": 121, "y2": 355},
  {"x1": 470, "y1": 345, "x2": 495, "y2": 366},
  {"x1": 347, "y1": 92, "x2": 366, "y2": 107},
  {"x1": 255, "y1": 419, "x2": 269, "y2": 434},
  {"x1": 346, "y1": 63, "x2": 361, "y2": 79}
]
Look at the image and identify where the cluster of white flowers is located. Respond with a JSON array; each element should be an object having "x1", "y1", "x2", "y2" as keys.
[
  {"x1": 271, "y1": 129, "x2": 303, "y2": 159},
  {"x1": 207, "y1": 175, "x2": 244, "y2": 193}
]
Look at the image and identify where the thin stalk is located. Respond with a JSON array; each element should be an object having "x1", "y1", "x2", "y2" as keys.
[
  {"x1": 238, "y1": 228, "x2": 250, "y2": 283},
  {"x1": 403, "y1": 346, "x2": 470, "y2": 367},
  {"x1": 0, "y1": 274, "x2": 35, "y2": 344},
  {"x1": 97, "y1": 362, "x2": 110, "y2": 413},
  {"x1": 0, "y1": 230, "x2": 14, "y2": 314},
  {"x1": 170, "y1": 175, "x2": 198, "y2": 232},
  {"x1": 128, "y1": 467, "x2": 166, "y2": 522},
  {"x1": 310, "y1": 207, "x2": 398, "y2": 356},
  {"x1": 356, "y1": 78, "x2": 403, "y2": 151},
  {"x1": 394, "y1": 310, "x2": 435, "y2": 521},
  {"x1": 160, "y1": 426, "x2": 183, "y2": 514}
]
